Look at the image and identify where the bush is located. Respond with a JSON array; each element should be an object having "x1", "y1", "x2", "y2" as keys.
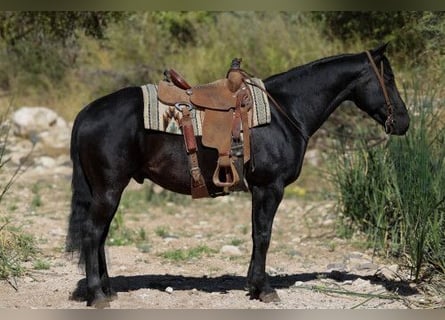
[
  {"x1": 0, "y1": 108, "x2": 38, "y2": 281},
  {"x1": 331, "y1": 81, "x2": 445, "y2": 279},
  {"x1": 312, "y1": 12, "x2": 445, "y2": 67},
  {"x1": 0, "y1": 223, "x2": 37, "y2": 279}
]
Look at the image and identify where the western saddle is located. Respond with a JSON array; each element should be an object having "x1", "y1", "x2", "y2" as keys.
[{"x1": 157, "y1": 58, "x2": 253, "y2": 199}]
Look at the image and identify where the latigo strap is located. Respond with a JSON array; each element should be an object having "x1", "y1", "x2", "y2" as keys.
[{"x1": 178, "y1": 105, "x2": 209, "y2": 198}]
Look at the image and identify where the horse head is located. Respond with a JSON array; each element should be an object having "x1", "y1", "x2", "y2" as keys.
[{"x1": 353, "y1": 43, "x2": 410, "y2": 135}]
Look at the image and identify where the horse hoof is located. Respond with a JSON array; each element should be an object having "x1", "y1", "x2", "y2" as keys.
[
  {"x1": 87, "y1": 294, "x2": 111, "y2": 308},
  {"x1": 105, "y1": 290, "x2": 118, "y2": 301},
  {"x1": 259, "y1": 290, "x2": 281, "y2": 303},
  {"x1": 91, "y1": 299, "x2": 110, "y2": 309}
]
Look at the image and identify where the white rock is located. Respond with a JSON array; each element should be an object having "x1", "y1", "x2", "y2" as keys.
[
  {"x1": 352, "y1": 278, "x2": 370, "y2": 288},
  {"x1": 348, "y1": 251, "x2": 365, "y2": 259},
  {"x1": 6, "y1": 139, "x2": 34, "y2": 165},
  {"x1": 35, "y1": 156, "x2": 56, "y2": 168},
  {"x1": 376, "y1": 264, "x2": 400, "y2": 280},
  {"x1": 326, "y1": 263, "x2": 347, "y2": 272},
  {"x1": 220, "y1": 245, "x2": 242, "y2": 256},
  {"x1": 12, "y1": 107, "x2": 67, "y2": 138},
  {"x1": 165, "y1": 286, "x2": 174, "y2": 294},
  {"x1": 37, "y1": 127, "x2": 71, "y2": 157}
]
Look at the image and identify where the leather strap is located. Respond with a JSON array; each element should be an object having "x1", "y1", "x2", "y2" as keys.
[
  {"x1": 365, "y1": 51, "x2": 394, "y2": 133},
  {"x1": 168, "y1": 69, "x2": 192, "y2": 90},
  {"x1": 237, "y1": 88, "x2": 252, "y2": 163},
  {"x1": 244, "y1": 79, "x2": 309, "y2": 142},
  {"x1": 180, "y1": 107, "x2": 209, "y2": 198}
]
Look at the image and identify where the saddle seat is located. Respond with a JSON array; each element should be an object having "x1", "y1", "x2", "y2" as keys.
[
  {"x1": 157, "y1": 58, "x2": 253, "y2": 198},
  {"x1": 158, "y1": 66, "x2": 246, "y2": 111}
]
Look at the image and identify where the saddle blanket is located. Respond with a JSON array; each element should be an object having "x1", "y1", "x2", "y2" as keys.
[{"x1": 141, "y1": 78, "x2": 271, "y2": 135}]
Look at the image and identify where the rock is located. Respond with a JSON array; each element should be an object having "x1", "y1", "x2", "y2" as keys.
[
  {"x1": 34, "y1": 156, "x2": 57, "y2": 169},
  {"x1": 355, "y1": 262, "x2": 379, "y2": 271},
  {"x1": 6, "y1": 139, "x2": 34, "y2": 165},
  {"x1": 376, "y1": 264, "x2": 400, "y2": 280},
  {"x1": 220, "y1": 245, "x2": 242, "y2": 256},
  {"x1": 326, "y1": 263, "x2": 347, "y2": 272},
  {"x1": 165, "y1": 287, "x2": 174, "y2": 294},
  {"x1": 11, "y1": 107, "x2": 71, "y2": 158},
  {"x1": 12, "y1": 107, "x2": 67, "y2": 139},
  {"x1": 267, "y1": 267, "x2": 279, "y2": 275},
  {"x1": 347, "y1": 251, "x2": 367, "y2": 259},
  {"x1": 163, "y1": 236, "x2": 178, "y2": 243},
  {"x1": 49, "y1": 227, "x2": 66, "y2": 237},
  {"x1": 55, "y1": 154, "x2": 71, "y2": 167},
  {"x1": 352, "y1": 278, "x2": 371, "y2": 288},
  {"x1": 37, "y1": 126, "x2": 70, "y2": 157}
]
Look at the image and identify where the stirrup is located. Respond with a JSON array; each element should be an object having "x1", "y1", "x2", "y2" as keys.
[{"x1": 212, "y1": 157, "x2": 240, "y2": 188}]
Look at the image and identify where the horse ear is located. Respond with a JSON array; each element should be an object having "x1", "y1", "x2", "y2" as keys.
[{"x1": 371, "y1": 42, "x2": 389, "y2": 58}]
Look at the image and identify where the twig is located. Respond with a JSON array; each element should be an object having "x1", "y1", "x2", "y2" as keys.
[
  {"x1": 5, "y1": 276, "x2": 18, "y2": 291},
  {"x1": 295, "y1": 283, "x2": 401, "y2": 300},
  {"x1": 351, "y1": 295, "x2": 376, "y2": 309}
]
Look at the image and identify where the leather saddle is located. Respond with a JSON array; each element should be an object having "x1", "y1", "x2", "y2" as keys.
[{"x1": 157, "y1": 58, "x2": 252, "y2": 198}]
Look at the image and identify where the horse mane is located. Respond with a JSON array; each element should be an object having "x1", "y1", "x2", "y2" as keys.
[{"x1": 264, "y1": 52, "x2": 361, "y2": 84}]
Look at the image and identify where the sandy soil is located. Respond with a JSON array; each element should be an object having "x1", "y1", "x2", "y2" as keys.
[{"x1": 0, "y1": 162, "x2": 437, "y2": 309}]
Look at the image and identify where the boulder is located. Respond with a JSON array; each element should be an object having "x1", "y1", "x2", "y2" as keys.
[
  {"x1": 11, "y1": 107, "x2": 71, "y2": 157},
  {"x1": 11, "y1": 106, "x2": 68, "y2": 139}
]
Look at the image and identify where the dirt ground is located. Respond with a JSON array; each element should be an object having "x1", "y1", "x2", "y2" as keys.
[{"x1": 0, "y1": 160, "x2": 440, "y2": 309}]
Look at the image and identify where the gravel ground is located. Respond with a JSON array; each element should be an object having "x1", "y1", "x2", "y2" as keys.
[{"x1": 0, "y1": 163, "x2": 438, "y2": 309}]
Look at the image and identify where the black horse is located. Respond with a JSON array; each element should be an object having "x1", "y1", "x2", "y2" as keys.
[{"x1": 67, "y1": 44, "x2": 409, "y2": 307}]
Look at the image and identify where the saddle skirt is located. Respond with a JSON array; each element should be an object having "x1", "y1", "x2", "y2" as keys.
[{"x1": 141, "y1": 78, "x2": 271, "y2": 135}]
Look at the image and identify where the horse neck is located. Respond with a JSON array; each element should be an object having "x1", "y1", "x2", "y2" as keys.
[{"x1": 265, "y1": 54, "x2": 364, "y2": 137}]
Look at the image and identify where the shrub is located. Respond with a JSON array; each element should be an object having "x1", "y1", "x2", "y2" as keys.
[
  {"x1": 0, "y1": 223, "x2": 37, "y2": 279},
  {"x1": 331, "y1": 81, "x2": 445, "y2": 279},
  {"x1": 0, "y1": 108, "x2": 38, "y2": 280},
  {"x1": 312, "y1": 12, "x2": 445, "y2": 67}
]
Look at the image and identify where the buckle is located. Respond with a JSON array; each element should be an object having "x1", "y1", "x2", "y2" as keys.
[
  {"x1": 175, "y1": 102, "x2": 193, "y2": 112},
  {"x1": 190, "y1": 166, "x2": 202, "y2": 182}
]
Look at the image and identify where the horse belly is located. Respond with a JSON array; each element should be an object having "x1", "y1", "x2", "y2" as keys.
[{"x1": 137, "y1": 132, "x2": 220, "y2": 195}]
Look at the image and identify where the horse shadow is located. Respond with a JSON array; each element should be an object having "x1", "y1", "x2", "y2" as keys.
[{"x1": 70, "y1": 271, "x2": 419, "y2": 302}]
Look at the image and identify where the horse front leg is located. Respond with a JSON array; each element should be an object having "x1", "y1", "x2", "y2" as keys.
[{"x1": 247, "y1": 183, "x2": 283, "y2": 302}]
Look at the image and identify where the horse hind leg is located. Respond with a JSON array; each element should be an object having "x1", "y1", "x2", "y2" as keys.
[
  {"x1": 83, "y1": 188, "x2": 125, "y2": 307},
  {"x1": 99, "y1": 222, "x2": 117, "y2": 300}
]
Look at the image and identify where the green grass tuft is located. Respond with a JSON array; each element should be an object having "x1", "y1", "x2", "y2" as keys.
[
  {"x1": 331, "y1": 81, "x2": 445, "y2": 279},
  {"x1": 0, "y1": 223, "x2": 37, "y2": 279},
  {"x1": 160, "y1": 245, "x2": 217, "y2": 262}
]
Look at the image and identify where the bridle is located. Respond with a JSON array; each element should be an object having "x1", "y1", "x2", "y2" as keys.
[
  {"x1": 238, "y1": 51, "x2": 396, "y2": 139},
  {"x1": 365, "y1": 51, "x2": 394, "y2": 134}
]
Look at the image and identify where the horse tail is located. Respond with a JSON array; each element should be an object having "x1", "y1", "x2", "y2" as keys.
[{"x1": 66, "y1": 113, "x2": 91, "y2": 265}]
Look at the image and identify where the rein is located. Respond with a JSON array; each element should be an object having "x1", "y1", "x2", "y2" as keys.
[
  {"x1": 241, "y1": 73, "x2": 309, "y2": 142},
  {"x1": 365, "y1": 51, "x2": 394, "y2": 134},
  {"x1": 238, "y1": 50, "x2": 394, "y2": 140}
]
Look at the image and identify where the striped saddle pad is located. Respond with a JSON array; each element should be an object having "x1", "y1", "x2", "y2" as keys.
[{"x1": 141, "y1": 78, "x2": 271, "y2": 135}]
